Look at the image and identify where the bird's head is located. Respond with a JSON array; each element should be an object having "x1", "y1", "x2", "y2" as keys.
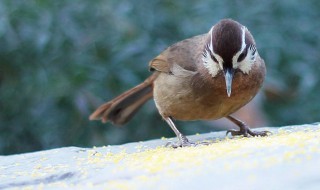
[{"x1": 202, "y1": 19, "x2": 258, "y2": 97}]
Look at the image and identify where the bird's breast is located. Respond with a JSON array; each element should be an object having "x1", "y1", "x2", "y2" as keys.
[{"x1": 153, "y1": 61, "x2": 265, "y2": 121}]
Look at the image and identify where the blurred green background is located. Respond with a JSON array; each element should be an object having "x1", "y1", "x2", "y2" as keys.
[{"x1": 1, "y1": 0, "x2": 320, "y2": 155}]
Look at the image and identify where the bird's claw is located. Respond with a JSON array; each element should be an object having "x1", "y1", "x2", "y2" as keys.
[
  {"x1": 165, "y1": 141, "x2": 196, "y2": 148},
  {"x1": 165, "y1": 139, "x2": 211, "y2": 148},
  {"x1": 226, "y1": 128, "x2": 272, "y2": 137},
  {"x1": 226, "y1": 129, "x2": 247, "y2": 137}
]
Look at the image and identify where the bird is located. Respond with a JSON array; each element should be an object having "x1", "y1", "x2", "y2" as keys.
[{"x1": 89, "y1": 18, "x2": 270, "y2": 147}]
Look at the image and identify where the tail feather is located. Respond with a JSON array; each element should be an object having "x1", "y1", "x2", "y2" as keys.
[{"x1": 89, "y1": 73, "x2": 158, "y2": 125}]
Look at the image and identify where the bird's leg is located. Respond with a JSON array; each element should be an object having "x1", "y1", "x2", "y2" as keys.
[
  {"x1": 226, "y1": 115, "x2": 271, "y2": 137},
  {"x1": 164, "y1": 117, "x2": 196, "y2": 148}
]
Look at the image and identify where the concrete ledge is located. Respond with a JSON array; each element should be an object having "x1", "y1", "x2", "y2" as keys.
[{"x1": 1, "y1": 124, "x2": 320, "y2": 189}]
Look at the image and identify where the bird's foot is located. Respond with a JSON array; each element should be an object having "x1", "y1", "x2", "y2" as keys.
[
  {"x1": 165, "y1": 141, "x2": 196, "y2": 148},
  {"x1": 226, "y1": 126, "x2": 271, "y2": 137},
  {"x1": 226, "y1": 115, "x2": 272, "y2": 137},
  {"x1": 165, "y1": 134, "x2": 194, "y2": 148},
  {"x1": 165, "y1": 136, "x2": 212, "y2": 148}
]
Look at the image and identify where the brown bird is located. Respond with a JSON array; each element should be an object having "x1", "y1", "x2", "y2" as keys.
[{"x1": 90, "y1": 19, "x2": 269, "y2": 147}]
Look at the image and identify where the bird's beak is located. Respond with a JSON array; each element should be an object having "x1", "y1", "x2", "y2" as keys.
[{"x1": 223, "y1": 67, "x2": 234, "y2": 97}]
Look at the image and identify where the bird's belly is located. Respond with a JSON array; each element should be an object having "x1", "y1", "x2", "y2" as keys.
[
  {"x1": 155, "y1": 92, "x2": 252, "y2": 121},
  {"x1": 153, "y1": 70, "x2": 263, "y2": 121}
]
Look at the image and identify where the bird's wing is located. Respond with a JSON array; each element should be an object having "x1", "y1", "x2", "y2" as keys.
[{"x1": 149, "y1": 34, "x2": 207, "y2": 75}]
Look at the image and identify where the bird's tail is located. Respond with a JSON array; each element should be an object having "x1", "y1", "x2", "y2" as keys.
[{"x1": 89, "y1": 73, "x2": 159, "y2": 125}]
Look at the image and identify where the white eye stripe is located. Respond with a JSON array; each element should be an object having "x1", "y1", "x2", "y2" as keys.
[
  {"x1": 202, "y1": 26, "x2": 224, "y2": 77},
  {"x1": 235, "y1": 44, "x2": 257, "y2": 74},
  {"x1": 232, "y1": 26, "x2": 247, "y2": 66},
  {"x1": 240, "y1": 26, "x2": 247, "y2": 52},
  {"x1": 231, "y1": 27, "x2": 258, "y2": 74},
  {"x1": 212, "y1": 51, "x2": 224, "y2": 70},
  {"x1": 208, "y1": 26, "x2": 224, "y2": 69},
  {"x1": 209, "y1": 26, "x2": 214, "y2": 52},
  {"x1": 202, "y1": 48, "x2": 220, "y2": 77}
]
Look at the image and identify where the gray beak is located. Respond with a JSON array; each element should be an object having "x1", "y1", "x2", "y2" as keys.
[{"x1": 223, "y1": 67, "x2": 234, "y2": 97}]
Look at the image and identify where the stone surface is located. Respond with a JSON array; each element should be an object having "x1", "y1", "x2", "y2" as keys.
[{"x1": 1, "y1": 124, "x2": 320, "y2": 190}]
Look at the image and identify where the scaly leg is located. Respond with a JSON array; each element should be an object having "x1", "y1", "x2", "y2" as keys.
[
  {"x1": 164, "y1": 117, "x2": 196, "y2": 148},
  {"x1": 226, "y1": 115, "x2": 271, "y2": 137}
]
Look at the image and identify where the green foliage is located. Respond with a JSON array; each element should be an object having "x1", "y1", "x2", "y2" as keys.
[{"x1": 0, "y1": 0, "x2": 320, "y2": 154}]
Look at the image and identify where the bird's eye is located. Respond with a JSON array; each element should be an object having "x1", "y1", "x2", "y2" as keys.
[
  {"x1": 237, "y1": 53, "x2": 245, "y2": 62},
  {"x1": 237, "y1": 48, "x2": 248, "y2": 62},
  {"x1": 210, "y1": 53, "x2": 218, "y2": 63}
]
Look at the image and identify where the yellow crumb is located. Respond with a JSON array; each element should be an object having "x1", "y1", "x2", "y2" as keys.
[
  {"x1": 84, "y1": 128, "x2": 320, "y2": 186},
  {"x1": 6, "y1": 126, "x2": 319, "y2": 189}
]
